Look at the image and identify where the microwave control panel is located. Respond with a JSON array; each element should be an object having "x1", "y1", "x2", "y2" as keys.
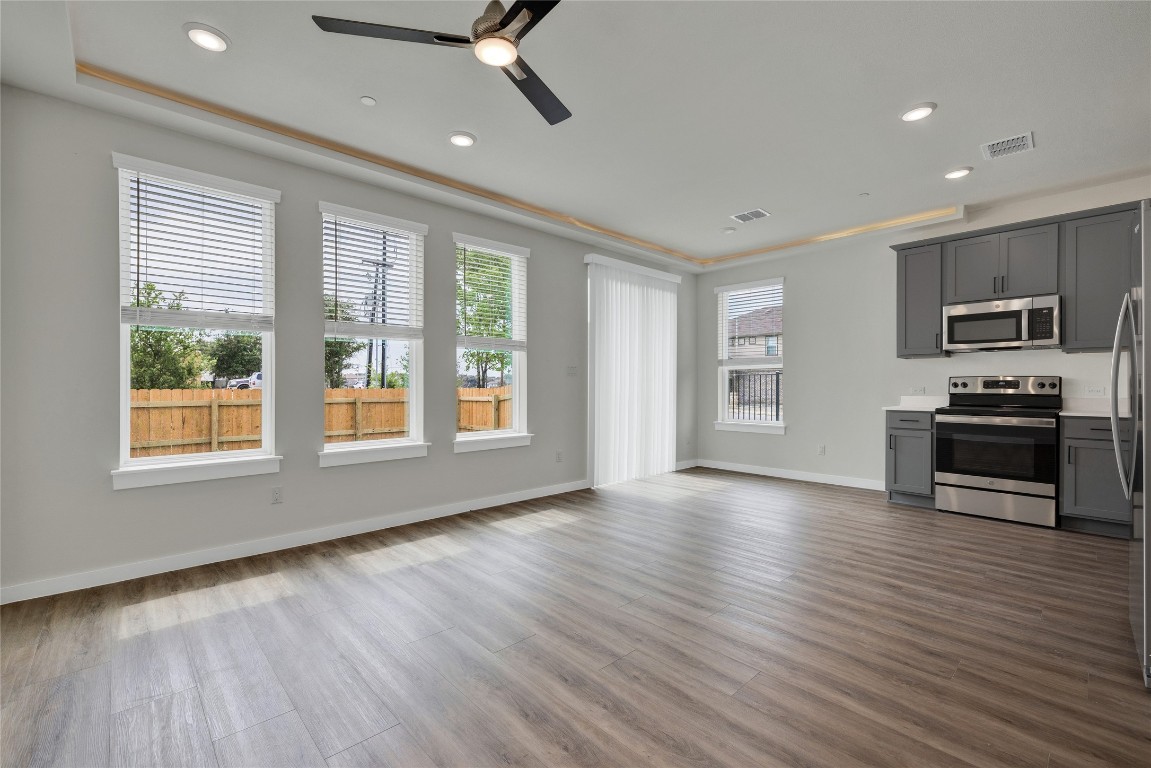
[{"x1": 1031, "y1": 306, "x2": 1057, "y2": 340}]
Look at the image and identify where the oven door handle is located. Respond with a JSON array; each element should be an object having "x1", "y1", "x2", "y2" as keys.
[{"x1": 935, "y1": 414, "x2": 1056, "y2": 427}]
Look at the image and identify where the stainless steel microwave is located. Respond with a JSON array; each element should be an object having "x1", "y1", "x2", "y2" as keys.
[{"x1": 943, "y1": 295, "x2": 1060, "y2": 352}]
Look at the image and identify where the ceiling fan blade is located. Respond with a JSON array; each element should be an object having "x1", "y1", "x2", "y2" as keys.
[
  {"x1": 501, "y1": 56, "x2": 571, "y2": 125},
  {"x1": 497, "y1": 1, "x2": 561, "y2": 41},
  {"x1": 312, "y1": 16, "x2": 472, "y2": 48}
]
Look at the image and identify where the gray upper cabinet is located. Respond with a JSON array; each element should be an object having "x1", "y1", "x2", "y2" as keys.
[
  {"x1": 943, "y1": 233, "x2": 1001, "y2": 304},
  {"x1": 896, "y1": 244, "x2": 943, "y2": 357},
  {"x1": 943, "y1": 225, "x2": 1059, "y2": 304},
  {"x1": 998, "y1": 224, "x2": 1059, "y2": 298},
  {"x1": 1062, "y1": 210, "x2": 1139, "y2": 351}
]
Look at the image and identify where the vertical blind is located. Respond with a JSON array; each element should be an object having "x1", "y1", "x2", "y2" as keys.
[
  {"x1": 117, "y1": 163, "x2": 276, "y2": 332},
  {"x1": 454, "y1": 234, "x2": 528, "y2": 351},
  {"x1": 717, "y1": 280, "x2": 784, "y2": 363},
  {"x1": 588, "y1": 258, "x2": 678, "y2": 486},
  {"x1": 320, "y1": 203, "x2": 426, "y2": 340}
]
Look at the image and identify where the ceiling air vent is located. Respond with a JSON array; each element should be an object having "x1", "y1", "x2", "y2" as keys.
[
  {"x1": 730, "y1": 208, "x2": 771, "y2": 223},
  {"x1": 981, "y1": 132, "x2": 1035, "y2": 160}
]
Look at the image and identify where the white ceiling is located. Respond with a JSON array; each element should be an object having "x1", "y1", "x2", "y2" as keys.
[{"x1": 3, "y1": 1, "x2": 1150, "y2": 262}]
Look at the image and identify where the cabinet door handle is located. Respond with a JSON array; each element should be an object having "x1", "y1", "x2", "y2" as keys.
[
  {"x1": 935, "y1": 332, "x2": 940, "y2": 350},
  {"x1": 1067, "y1": 445, "x2": 1073, "y2": 464},
  {"x1": 1001, "y1": 274, "x2": 1007, "y2": 293},
  {"x1": 889, "y1": 434, "x2": 895, "y2": 450},
  {"x1": 993, "y1": 276, "x2": 998, "y2": 294}
]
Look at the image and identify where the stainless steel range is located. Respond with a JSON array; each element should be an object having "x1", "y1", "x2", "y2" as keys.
[{"x1": 934, "y1": 375, "x2": 1061, "y2": 527}]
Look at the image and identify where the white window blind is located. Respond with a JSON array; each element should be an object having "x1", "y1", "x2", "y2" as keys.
[
  {"x1": 117, "y1": 163, "x2": 276, "y2": 332},
  {"x1": 717, "y1": 279, "x2": 784, "y2": 364},
  {"x1": 320, "y1": 203, "x2": 426, "y2": 340},
  {"x1": 454, "y1": 233, "x2": 528, "y2": 351}
]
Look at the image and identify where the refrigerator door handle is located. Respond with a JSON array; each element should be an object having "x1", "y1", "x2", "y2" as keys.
[{"x1": 1110, "y1": 292, "x2": 1136, "y2": 499}]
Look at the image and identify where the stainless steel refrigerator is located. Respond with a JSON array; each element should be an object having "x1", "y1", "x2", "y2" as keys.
[{"x1": 1115, "y1": 198, "x2": 1149, "y2": 688}]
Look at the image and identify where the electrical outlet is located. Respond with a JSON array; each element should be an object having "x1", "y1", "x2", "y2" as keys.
[
  {"x1": 566, "y1": 365, "x2": 579, "y2": 377},
  {"x1": 555, "y1": 450, "x2": 564, "y2": 463},
  {"x1": 817, "y1": 444, "x2": 826, "y2": 456},
  {"x1": 910, "y1": 385, "x2": 926, "y2": 395},
  {"x1": 1085, "y1": 385, "x2": 1107, "y2": 396},
  {"x1": 271, "y1": 486, "x2": 283, "y2": 504}
]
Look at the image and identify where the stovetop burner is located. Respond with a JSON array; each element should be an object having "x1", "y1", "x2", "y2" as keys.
[
  {"x1": 935, "y1": 405, "x2": 1061, "y2": 418},
  {"x1": 941, "y1": 375, "x2": 1063, "y2": 412}
]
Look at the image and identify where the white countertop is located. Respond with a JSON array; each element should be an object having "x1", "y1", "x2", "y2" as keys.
[{"x1": 882, "y1": 396, "x2": 948, "y2": 412}]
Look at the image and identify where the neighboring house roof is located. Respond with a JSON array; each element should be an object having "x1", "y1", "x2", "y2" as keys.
[{"x1": 728, "y1": 306, "x2": 782, "y2": 337}]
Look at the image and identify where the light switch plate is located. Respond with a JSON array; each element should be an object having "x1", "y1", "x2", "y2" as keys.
[
  {"x1": 910, "y1": 385, "x2": 926, "y2": 395},
  {"x1": 1085, "y1": 385, "x2": 1107, "y2": 396}
]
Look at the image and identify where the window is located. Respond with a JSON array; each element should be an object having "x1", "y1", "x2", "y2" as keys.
[
  {"x1": 716, "y1": 278, "x2": 784, "y2": 433},
  {"x1": 454, "y1": 233, "x2": 530, "y2": 452},
  {"x1": 112, "y1": 154, "x2": 280, "y2": 489},
  {"x1": 319, "y1": 202, "x2": 427, "y2": 466}
]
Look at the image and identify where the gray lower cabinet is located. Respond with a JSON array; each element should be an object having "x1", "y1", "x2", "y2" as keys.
[
  {"x1": 886, "y1": 412, "x2": 933, "y2": 501},
  {"x1": 896, "y1": 244, "x2": 943, "y2": 358},
  {"x1": 1060, "y1": 417, "x2": 1132, "y2": 538},
  {"x1": 1062, "y1": 210, "x2": 1139, "y2": 351}
]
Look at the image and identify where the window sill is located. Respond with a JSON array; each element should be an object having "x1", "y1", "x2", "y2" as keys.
[
  {"x1": 112, "y1": 454, "x2": 282, "y2": 490},
  {"x1": 714, "y1": 421, "x2": 787, "y2": 435},
  {"x1": 453, "y1": 432, "x2": 534, "y2": 453},
  {"x1": 319, "y1": 441, "x2": 429, "y2": 467}
]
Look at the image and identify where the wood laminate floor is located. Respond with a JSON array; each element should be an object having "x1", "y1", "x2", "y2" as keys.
[{"x1": 2, "y1": 469, "x2": 1149, "y2": 767}]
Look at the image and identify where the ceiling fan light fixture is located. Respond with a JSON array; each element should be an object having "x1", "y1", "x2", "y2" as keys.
[
  {"x1": 183, "y1": 22, "x2": 230, "y2": 52},
  {"x1": 474, "y1": 36, "x2": 517, "y2": 67},
  {"x1": 449, "y1": 132, "x2": 477, "y2": 147}
]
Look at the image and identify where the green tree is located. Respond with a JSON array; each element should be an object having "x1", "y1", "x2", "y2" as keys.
[
  {"x1": 129, "y1": 283, "x2": 205, "y2": 389},
  {"x1": 374, "y1": 350, "x2": 410, "y2": 389},
  {"x1": 456, "y1": 248, "x2": 512, "y2": 388},
  {"x1": 209, "y1": 333, "x2": 262, "y2": 380},
  {"x1": 324, "y1": 295, "x2": 367, "y2": 388}
]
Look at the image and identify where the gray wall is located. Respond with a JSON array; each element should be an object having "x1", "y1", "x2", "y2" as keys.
[
  {"x1": 695, "y1": 174, "x2": 1151, "y2": 485},
  {"x1": 0, "y1": 85, "x2": 695, "y2": 592}
]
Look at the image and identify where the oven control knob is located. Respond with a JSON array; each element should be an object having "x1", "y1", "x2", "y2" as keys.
[
  {"x1": 1037, "y1": 382, "x2": 1046, "y2": 389},
  {"x1": 952, "y1": 382, "x2": 959, "y2": 388},
  {"x1": 1049, "y1": 381, "x2": 1058, "y2": 389},
  {"x1": 960, "y1": 382, "x2": 969, "y2": 388}
]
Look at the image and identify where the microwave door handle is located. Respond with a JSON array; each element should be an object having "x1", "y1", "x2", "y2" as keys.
[
  {"x1": 1021, "y1": 308, "x2": 1029, "y2": 341},
  {"x1": 1110, "y1": 292, "x2": 1134, "y2": 499}
]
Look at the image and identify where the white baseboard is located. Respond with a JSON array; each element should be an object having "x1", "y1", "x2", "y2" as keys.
[
  {"x1": 675, "y1": 459, "x2": 699, "y2": 470},
  {"x1": 0, "y1": 478, "x2": 591, "y2": 605},
  {"x1": 695, "y1": 459, "x2": 885, "y2": 492}
]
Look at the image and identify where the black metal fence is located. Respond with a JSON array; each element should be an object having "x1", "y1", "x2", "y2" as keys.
[{"x1": 727, "y1": 369, "x2": 782, "y2": 422}]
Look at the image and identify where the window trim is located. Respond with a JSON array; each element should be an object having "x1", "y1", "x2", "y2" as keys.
[
  {"x1": 716, "y1": 276, "x2": 785, "y2": 431},
  {"x1": 114, "y1": 160, "x2": 279, "y2": 484},
  {"x1": 453, "y1": 235, "x2": 530, "y2": 447},
  {"x1": 318, "y1": 204, "x2": 427, "y2": 463}
]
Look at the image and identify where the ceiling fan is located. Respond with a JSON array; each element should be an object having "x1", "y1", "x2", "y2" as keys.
[{"x1": 312, "y1": 1, "x2": 571, "y2": 125}]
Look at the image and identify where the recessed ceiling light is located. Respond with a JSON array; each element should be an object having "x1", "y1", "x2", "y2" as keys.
[
  {"x1": 858, "y1": 192, "x2": 871, "y2": 198},
  {"x1": 449, "y1": 132, "x2": 477, "y2": 147},
  {"x1": 901, "y1": 102, "x2": 937, "y2": 122},
  {"x1": 183, "y1": 23, "x2": 230, "y2": 52},
  {"x1": 945, "y1": 166, "x2": 973, "y2": 180},
  {"x1": 722, "y1": 227, "x2": 737, "y2": 235},
  {"x1": 474, "y1": 37, "x2": 518, "y2": 67},
  {"x1": 360, "y1": 96, "x2": 377, "y2": 107}
]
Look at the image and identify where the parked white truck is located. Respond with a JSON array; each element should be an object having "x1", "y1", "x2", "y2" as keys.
[{"x1": 227, "y1": 371, "x2": 263, "y2": 390}]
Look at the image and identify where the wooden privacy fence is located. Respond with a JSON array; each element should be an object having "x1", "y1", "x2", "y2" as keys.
[
  {"x1": 130, "y1": 385, "x2": 513, "y2": 457},
  {"x1": 457, "y1": 385, "x2": 513, "y2": 432}
]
